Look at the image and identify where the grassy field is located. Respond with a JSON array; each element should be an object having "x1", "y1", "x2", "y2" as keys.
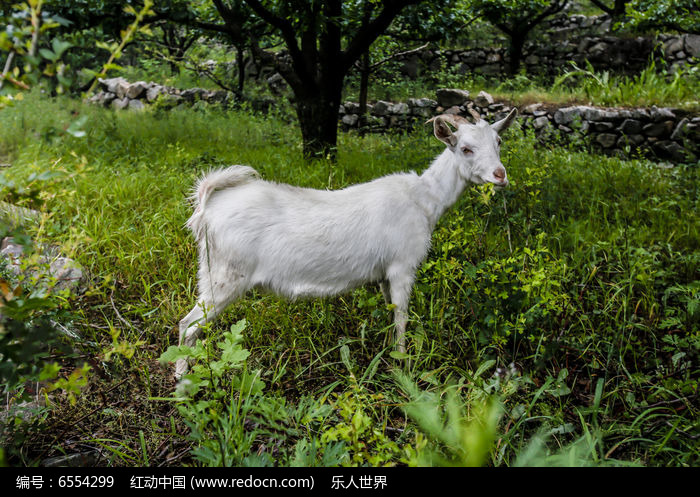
[{"x1": 0, "y1": 93, "x2": 698, "y2": 466}]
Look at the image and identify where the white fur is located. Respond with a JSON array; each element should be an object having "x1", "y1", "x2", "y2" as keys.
[{"x1": 174, "y1": 110, "x2": 517, "y2": 378}]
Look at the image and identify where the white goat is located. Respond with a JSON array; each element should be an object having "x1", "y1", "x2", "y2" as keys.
[{"x1": 174, "y1": 108, "x2": 518, "y2": 378}]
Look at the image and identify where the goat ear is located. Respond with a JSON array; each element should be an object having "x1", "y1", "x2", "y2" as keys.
[
  {"x1": 433, "y1": 117, "x2": 457, "y2": 147},
  {"x1": 492, "y1": 108, "x2": 518, "y2": 134}
]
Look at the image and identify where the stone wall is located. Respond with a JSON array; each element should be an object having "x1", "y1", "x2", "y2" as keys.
[
  {"x1": 88, "y1": 79, "x2": 698, "y2": 163},
  {"x1": 396, "y1": 32, "x2": 698, "y2": 79},
  {"x1": 339, "y1": 89, "x2": 698, "y2": 163},
  {"x1": 88, "y1": 77, "x2": 233, "y2": 110}
]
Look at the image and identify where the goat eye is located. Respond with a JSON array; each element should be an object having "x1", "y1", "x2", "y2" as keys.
[{"x1": 461, "y1": 146, "x2": 472, "y2": 154}]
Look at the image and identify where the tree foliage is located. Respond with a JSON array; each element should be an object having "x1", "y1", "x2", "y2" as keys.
[
  {"x1": 469, "y1": 0, "x2": 568, "y2": 74},
  {"x1": 176, "y1": 0, "x2": 427, "y2": 159},
  {"x1": 625, "y1": 0, "x2": 700, "y2": 35},
  {"x1": 589, "y1": 0, "x2": 629, "y2": 17},
  {"x1": 0, "y1": 0, "x2": 73, "y2": 96}
]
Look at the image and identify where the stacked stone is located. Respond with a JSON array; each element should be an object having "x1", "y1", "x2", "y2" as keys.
[
  {"x1": 87, "y1": 77, "x2": 232, "y2": 110},
  {"x1": 395, "y1": 32, "x2": 697, "y2": 79},
  {"x1": 520, "y1": 104, "x2": 697, "y2": 162},
  {"x1": 339, "y1": 90, "x2": 698, "y2": 162},
  {"x1": 338, "y1": 98, "x2": 437, "y2": 132}
]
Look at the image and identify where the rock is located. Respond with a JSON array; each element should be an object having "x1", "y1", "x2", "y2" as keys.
[
  {"x1": 654, "y1": 141, "x2": 688, "y2": 162},
  {"x1": 125, "y1": 81, "x2": 148, "y2": 99},
  {"x1": 372, "y1": 100, "x2": 393, "y2": 116},
  {"x1": 1, "y1": 239, "x2": 24, "y2": 275},
  {"x1": 389, "y1": 115, "x2": 410, "y2": 127},
  {"x1": 146, "y1": 85, "x2": 165, "y2": 102},
  {"x1": 619, "y1": 119, "x2": 643, "y2": 135},
  {"x1": 489, "y1": 103, "x2": 505, "y2": 112},
  {"x1": 0, "y1": 201, "x2": 41, "y2": 228},
  {"x1": 474, "y1": 91, "x2": 494, "y2": 108},
  {"x1": 630, "y1": 108, "x2": 651, "y2": 120},
  {"x1": 181, "y1": 88, "x2": 206, "y2": 102},
  {"x1": 341, "y1": 114, "x2": 359, "y2": 127},
  {"x1": 685, "y1": 34, "x2": 700, "y2": 57},
  {"x1": 87, "y1": 91, "x2": 115, "y2": 107},
  {"x1": 408, "y1": 98, "x2": 437, "y2": 117},
  {"x1": 533, "y1": 116, "x2": 550, "y2": 130},
  {"x1": 207, "y1": 90, "x2": 229, "y2": 105},
  {"x1": 595, "y1": 133, "x2": 618, "y2": 148},
  {"x1": 48, "y1": 257, "x2": 84, "y2": 292},
  {"x1": 478, "y1": 64, "x2": 501, "y2": 75},
  {"x1": 525, "y1": 54, "x2": 540, "y2": 65},
  {"x1": 670, "y1": 118, "x2": 689, "y2": 141},
  {"x1": 42, "y1": 451, "x2": 101, "y2": 468},
  {"x1": 460, "y1": 51, "x2": 485, "y2": 65},
  {"x1": 553, "y1": 106, "x2": 587, "y2": 126},
  {"x1": 114, "y1": 80, "x2": 131, "y2": 99},
  {"x1": 591, "y1": 121, "x2": 615, "y2": 132},
  {"x1": 582, "y1": 107, "x2": 620, "y2": 121},
  {"x1": 343, "y1": 102, "x2": 360, "y2": 114},
  {"x1": 1, "y1": 237, "x2": 84, "y2": 292},
  {"x1": 663, "y1": 37, "x2": 684, "y2": 55},
  {"x1": 588, "y1": 41, "x2": 608, "y2": 55},
  {"x1": 617, "y1": 134, "x2": 645, "y2": 146},
  {"x1": 522, "y1": 103, "x2": 543, "y2": 114},
  {"x1": 128, "y1": 99, "x2": 145, "y2": 111},
  {"x1": 99, "y1": 77, "x2": 128, "y2": 95},
  {"x1": 391, "y1": 102, "x2": 409, "y2": 115},
  {"x1": 683, "y1": 123, "x2": 700, "y2": 141},
  {"x1": 577, "y1": 39, "x2": 590, "y2": 54},
  {"x1": 649, "y1": 106, "x2": 676, "y2": 122},
  {"x1": 598, "y1": 18, "x2": 612, "y2": 33},
  {"x1": 161, "y1": 93, "x2": 183, "y2": 107},
  {"x1": 146, "y1": 85, "x2": 167, "y2": 102},
  {"x1": 444, "y1": 106, "x2": 461, "y2": 115},
  {"x1": 643, "y1": 120, "x2": 674, "y2": 138},
  {"x1": 111, "y1": 98, "x2": 129, "y2": 110},
  {"x1": 266, "y1": 73, "x2": 288, "y2": 95},
  {"x1": 436, "y1": 88, "x2": 470, "y2": 108}
]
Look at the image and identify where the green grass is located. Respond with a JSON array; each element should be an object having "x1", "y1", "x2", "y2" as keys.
[
  {"x1": 0, "y1": 93, "x2": 698, "y2": 466},
  {"x1": 345, "y1": 59, "x2": 700, "y2": 111}
]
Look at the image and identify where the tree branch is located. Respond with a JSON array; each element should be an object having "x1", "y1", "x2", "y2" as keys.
[
  {"x1": 242, "y1": 0, "x2": 314, "y2": 88},
  {"x1": 0, "y1": 51, "x2": 15, "y2": 92},
  {"x1": 355, "y1": 41, "x2": 429, "y2": 71},
  {"x1": 525, "y1": 1, "x2": 568, "y2": 32},
  {"x1": 342, "y1": 0, "x2": 423, "y2": 72}
]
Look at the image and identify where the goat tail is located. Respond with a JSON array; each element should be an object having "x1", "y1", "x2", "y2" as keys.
[{"x1": 186, "y1": 165, "x2": 259, "y2": 240}]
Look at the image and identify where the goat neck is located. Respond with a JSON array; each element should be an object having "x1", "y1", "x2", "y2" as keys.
[{"x1": 418, "y1": 148, "x2": 468, "y2": 228}]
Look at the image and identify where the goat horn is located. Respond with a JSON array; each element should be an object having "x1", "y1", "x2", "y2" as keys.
[
  {"x1": 468, "y1": 108, "x2": 482, "y2": 122},
  {"x1": 425, "y1": 114, "x2": 471, "y2": 128}
]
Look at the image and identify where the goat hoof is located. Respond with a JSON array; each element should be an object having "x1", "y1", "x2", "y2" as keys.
[{"x1": 174, "y1": 359, "x2": 188, "y2": 380}]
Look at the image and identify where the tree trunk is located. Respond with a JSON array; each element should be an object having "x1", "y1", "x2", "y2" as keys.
[
  {"x1": 358, "y1": 50, "x2": 370, "y2": 134},
  {"x1": 236, "y1": 45, "x2": 245, "y2": 99},
  {"x1": 508, "y1": 32, "x2": 526, "y2": 75},
  {"x1": 295, "y1": 86, "x2": 342, "y2": 160}
]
